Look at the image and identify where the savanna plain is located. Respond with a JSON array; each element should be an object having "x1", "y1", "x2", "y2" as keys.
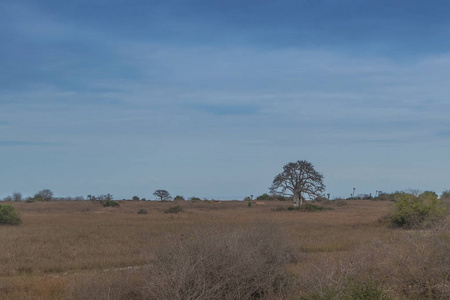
[{"x1": 1, "y1": 199, "x2": 449, "y2": 299}]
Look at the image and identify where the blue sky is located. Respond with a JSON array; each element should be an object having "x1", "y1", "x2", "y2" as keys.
[{"x1": 1, "y1": 0, "x2": 450, "y2": 200}]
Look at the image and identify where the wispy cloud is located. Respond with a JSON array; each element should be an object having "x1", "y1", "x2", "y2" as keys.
[
  {"x1": 190, "y1": 103, "x2": 260, "y2": 116},
  {"x1": 0, "y1": 140, "x2": 60, "y2": 147}
]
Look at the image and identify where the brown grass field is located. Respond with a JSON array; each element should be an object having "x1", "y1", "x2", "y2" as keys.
[{"x1": 0, "y1": 199, "x2": 448, "y2": 299}]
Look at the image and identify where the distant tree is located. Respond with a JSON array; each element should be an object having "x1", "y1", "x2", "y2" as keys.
[
  {"x1": 12, "y1": 192, "x2": 23, "y2": 202},
  {"x1": 174, "y1": 195, "x2": 185, "y2": 201},
  {"x1": 270, "y1": 160, "x2": 325, "y2": 207},
  {"x1": 35, "y1": 189, "x2": 53, "y2": 201},
  {"x1": 132, "y1": 196, "x2": 140, "y2": 201},
  {"x1": 153, "y1": 190, "x2": 172, "y2": 201}
]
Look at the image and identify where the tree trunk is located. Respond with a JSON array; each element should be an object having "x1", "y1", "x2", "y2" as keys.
[{"x1": 293, "y1": 193, "x2": 300, "y2": 207}]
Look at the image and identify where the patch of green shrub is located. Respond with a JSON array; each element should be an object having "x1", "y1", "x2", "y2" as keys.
[
  {"x1": 390, "y1": 191, "x2": 447, "y2": 228},
  {"x1": 137, "y1": 208, "x2": 147, "y2": 214},
  {"x1": 285, "y1": 203, "x2": 331, "y2": 212},
  {"x1": 256, "y1": 193, "x2": 291, "y2": 201},
  {"x1": 164, "y1": 205, "x2": 183, "y2": 214},
  {"x1": 256, "y1": 193, "x2": 272, "y2": 201},
  {"x1": 0, "y1": 204, "x2": 22, "y2": 225},
  {"x1": 25, "y1": 197, "x2": 35, "y2": 203},
  {"x1": 101, "y1": 199, "x2": 120, "y2": 207}
]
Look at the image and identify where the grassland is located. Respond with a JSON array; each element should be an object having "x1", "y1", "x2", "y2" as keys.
[{"x1": 0, "y1": 199, "x2": 448, "y2": 299}]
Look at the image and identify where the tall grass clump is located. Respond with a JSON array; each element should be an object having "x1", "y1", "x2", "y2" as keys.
[
  {"x1": 0, "y1": 204, "x2": 22, "y2": 225},
  {"x1": 143, "y1": 223, "x2": 295, "y2": 300},
  {"x1": 390, "y1": 191, "x2": 447, "y2": 228}
]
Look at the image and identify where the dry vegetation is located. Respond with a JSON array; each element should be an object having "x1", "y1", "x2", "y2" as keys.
[{"x1": 0, "y1": 199, "x2": 448, "y2": 299}]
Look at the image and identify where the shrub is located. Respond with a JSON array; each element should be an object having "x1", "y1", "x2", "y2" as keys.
[
  {"x1": 12, "y1": 192, "x2": 23, "y2": 202},
  {"x1": 391, "y1": 222, "x2": 450, "y2": 299},
  {"x1": 0, "y1": 204, "x2": 22, "y2": 225},
  {"x1": 132, "y1": 196, "x2": 140, "y2": 201},
  {"x1": 256, "y1": 193, "x2": 291, "y2": 201},
  {"x1": 34, "y1": 189, "x2": 54, "y2": 201},
  {"x1": 174, "y1": 195, "x2": 185, "y2": 201},
  {"x1": 25, "y1": 197, "x2": 35, "y2": 203},
  {"x1": 285, "y1": 203, "x2": 330, "y2": 212},
  {"x1": 441, "y1": 190, "x2": 450, "y2": 211},
  {"x1": 441, "y1": 190, "x2": 450, "y2": 201},
  {"x1": 142, "y1": 223, "x2": 295, "y2": 299},
  {"x1": 137, "y1": 208, "x2": 147, "y2": 214},
  {"x1": 164, "y1": 205, "x2": 183, "y2": 214},
  {"x1": 101, "y1": 199, "x2": 120, "y2": 207},
  {"x1": 390, "y1": 191, "x2": 447, "y2": 228},
  {"x1": 256, "y1": 193, "x2": 272, "y2": 201}
]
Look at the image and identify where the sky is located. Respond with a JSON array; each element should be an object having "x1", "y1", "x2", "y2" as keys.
[{"x1": 1, "y1": 0, "x2": 450, "y2": 200}]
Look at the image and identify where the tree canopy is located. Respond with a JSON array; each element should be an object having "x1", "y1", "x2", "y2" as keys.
[
  {"x1": 270, "y1": 160, "x2": 325, "y2": 206},
  {"x1": 153, "y1": 190, "x2": 172, "y2": 201}
]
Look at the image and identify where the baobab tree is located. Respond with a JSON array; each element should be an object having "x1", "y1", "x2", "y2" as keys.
[{"x1": 270, "y1": 160, "x2": 325, "y2": 207}]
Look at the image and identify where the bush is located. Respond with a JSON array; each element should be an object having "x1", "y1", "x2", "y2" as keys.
[
  {"x1": 390, "y1": 191, "x2": 447, "y2": 228},
  {"x1": 25, "y1": 197, "x2": 35, "y2": 203},
  {"x1": 12, "y1": 192, "x2": 23, "y2": 202},
  {"x1": 132, "y1": 196, "x2": 140, "y2": 201},
  {"x1": 441, "y1": 190, "x2": 450, "y2": 211},
  {"x1": 388, "y1": 223, "x2": 450, "y2": 299},
  {"x1": 137, "y1": 208, "x2": 147, "y2": 214},
  {"x1": 256, "y1": 193, "x2": 291, "y2": 201},
  {"x1": 285, "y1": 203, "x2": 331, "y2": 212},
  {"x1": 34, "y1": 189, "x2": 53, "y2": 201},
  {"x1": 0, "y1": 204, "x2": 22, "y2": 225},
  {"x1": 142, "y1": 223, "x2": 295, "y2": 299},
  {"x1": 174, "y1": 195, "x2": 185, "y2": 201},
  {"x1": 102, "y1": 199, "x2": 120, "y2": 207},
  {"x1": 256, "y1": 193, "x2": 272, "y2": 201},
  {"x1": 164, "y1": 205, "x2": 183, "y2": 214}
]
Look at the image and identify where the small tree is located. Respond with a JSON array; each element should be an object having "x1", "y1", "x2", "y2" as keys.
[
  {"x1": 270, "y1": 160, "x2": 325, "y2": 207},
  {"x1": 174, "y1": 195, "x2": 185, "y2": 201},
  {"x1": 12, "y1": 192, "x2": 23, "y2": 202},
  {"x1": 35, "y1": 189, "x2": 53, "y2": 201},
  {"x1": 132, "y1": 196, "x2": 140, "y2": 201},
  {"x1": 153, "y1": 190, "x2": 172, "y2": 201}
]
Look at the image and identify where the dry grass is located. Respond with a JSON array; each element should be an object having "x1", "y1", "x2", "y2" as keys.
[
  {"x1": 142, "y1": 222, "x2": 295, "y2": 299},
  {"x1": 0, "y1": 200, "x2": 447, "y2": 299}
]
